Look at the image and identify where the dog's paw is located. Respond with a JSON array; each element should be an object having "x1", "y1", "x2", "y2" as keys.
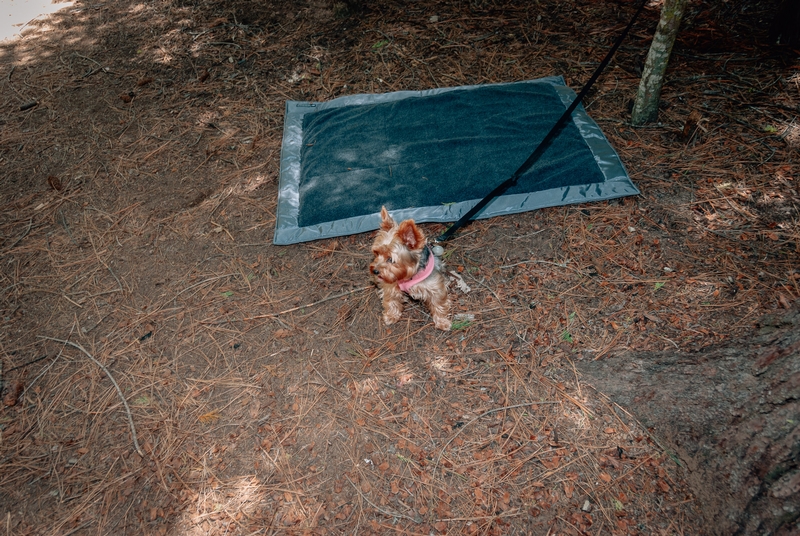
[
  {"x1": 383, "y1": 311, "x2": 401, "y2": 325},
  {"x1": 433, "y1": 315, "x2": 451, "y2": 331}
]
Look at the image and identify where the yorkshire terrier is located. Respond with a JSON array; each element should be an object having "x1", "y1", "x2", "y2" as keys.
[{"x1": 370, "y1": 207, "x2": 451, "y2": 330}]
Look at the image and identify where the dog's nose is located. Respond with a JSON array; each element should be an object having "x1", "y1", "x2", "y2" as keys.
[{"x1": 372, "y1": 268, "x2": 379, "y2": 275}]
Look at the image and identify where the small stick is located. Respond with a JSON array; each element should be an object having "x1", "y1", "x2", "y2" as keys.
[
  {"x1": 6, "y1": 353, "x2": 51, "y2": 373},
  {"x1": 8, "y1": 219, "x2": 33, "y2": 249},
  {"x1": 252, "y1": 286, "x2": 371, "y2": 319},
  {"x1": 19, "y1": 352, "x2": 61, "y2": 399},
  {"x1": 38, "y1": 336, "x2": 144, "y2": 457},
  {"x1": 500, "y1": 259, "x2": 571, "y2": 269},
  {"x1": 203, "y1": 286, "x2": 372, "y2": 325},
  {"x1": 173, "y1": 273, "x2": 238, "y2": 300}
]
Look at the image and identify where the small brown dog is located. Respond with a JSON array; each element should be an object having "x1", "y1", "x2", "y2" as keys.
[{"x1": 370, "y1": 207, "x2": 451, "y2": 330}]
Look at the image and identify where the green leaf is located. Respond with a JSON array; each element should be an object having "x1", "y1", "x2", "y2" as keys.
[
  {"x1": 654, "y1": 281, "x2": 665, "y2": 291},
  {"x1": 560, "y1": 330, "x2": 574, "y2": 343},
  {"x1": 372, "y1": 40, "x2": 389, "y2": 50},
  {"x1": 666, "y1": 449, "x2": 683, "y2": 467},
  {"x1": 221, "y1": 290, "x2": 234, "y2": 298},
  {"x1": 451, "y1": 319, "x2": 472, "y2": 331}
]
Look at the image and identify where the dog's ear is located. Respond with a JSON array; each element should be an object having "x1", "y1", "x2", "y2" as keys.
[
  {"x1": 379, "y1": 206, "x2": 395, "y2": 231},
  {"x1": 397, "y1": 220, "x2": 424, "y2": 250}
]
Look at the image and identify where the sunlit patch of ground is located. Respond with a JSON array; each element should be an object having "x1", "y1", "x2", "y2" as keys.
[{"x1": 1, "y1": 0, "x2": 75, "y2": 42}]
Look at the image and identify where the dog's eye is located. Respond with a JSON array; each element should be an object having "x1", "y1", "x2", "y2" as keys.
[{"x1": 386, "y1": 257, "x2": 394, "y2": 264}]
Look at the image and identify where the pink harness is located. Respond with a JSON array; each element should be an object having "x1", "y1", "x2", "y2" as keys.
[{"x1": 398, "y1": 247, "x2": 435, "y2": 292}]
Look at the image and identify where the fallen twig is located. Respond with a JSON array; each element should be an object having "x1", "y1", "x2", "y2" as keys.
[
  {"x1": 38, "y1": 336, "x2": 145, "y2": 457},
  {"x1": 202, "y1": 286, "x2": 371, "y2": 325},
  {"x1": 252, "y1": 286, "x2": 371, "y2": 319},
  {"x1": 500, "y1": 259, "x2": 571, "y2": 269},
  {"x1": 7, "y1": 219, "x2": 33, "y2": 249}
]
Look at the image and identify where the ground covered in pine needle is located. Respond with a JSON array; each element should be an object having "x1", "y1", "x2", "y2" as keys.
[{"x1": 1, "y1": 0, "x2": 798, "y2": 534}]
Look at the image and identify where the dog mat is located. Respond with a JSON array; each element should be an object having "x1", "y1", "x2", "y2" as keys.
[{"x1": 274, "y1": 76, "x2": 638, "y2": 245}]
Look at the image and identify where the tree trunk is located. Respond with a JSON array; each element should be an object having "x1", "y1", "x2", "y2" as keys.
[
  {"x1": 631, "y1": 0, "x2": 688, "y2": 126},
  {"x1": 577, "y1": 307, "x2": 800, "y2": 535}
]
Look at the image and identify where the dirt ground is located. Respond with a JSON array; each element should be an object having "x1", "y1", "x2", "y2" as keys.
[{"x1": 1, "y1": 0, "x2": 798, "y2": 534}]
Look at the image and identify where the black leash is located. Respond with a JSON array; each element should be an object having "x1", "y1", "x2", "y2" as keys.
[{"x1": 436, "y1": 0, "x2": 649, "y2": 244}]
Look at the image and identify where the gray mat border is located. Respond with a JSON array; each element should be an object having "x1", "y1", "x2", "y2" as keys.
[{"x1": 274, "y1": 76, "x2": 638, "y2": 245}]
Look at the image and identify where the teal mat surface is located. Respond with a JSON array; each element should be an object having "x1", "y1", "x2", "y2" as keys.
[{"x1": 275, "y1": 77, "x2": 637, "y2": 245}]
